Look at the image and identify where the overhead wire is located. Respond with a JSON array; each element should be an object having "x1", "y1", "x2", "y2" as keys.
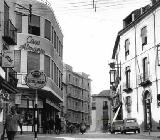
[{"x1": 51, "y1": 0, "x2": 150, "y2": 14}]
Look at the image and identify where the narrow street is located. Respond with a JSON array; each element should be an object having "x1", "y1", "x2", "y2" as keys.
[{"x1": 12, "y1": 132, "x2": 160, "y2": 140}]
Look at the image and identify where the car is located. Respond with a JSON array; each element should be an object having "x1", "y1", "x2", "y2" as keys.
[
  {"x1": 122, "y1": 118, "x2": 140, "y2": 134},
  {"x1": 110, "y1": 120, "x2": 124, "y2": 134}
]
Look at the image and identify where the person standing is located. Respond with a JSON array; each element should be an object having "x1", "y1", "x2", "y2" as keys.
[{"x1": 5, "y1": 106, "x2": 20, "y2": 140}]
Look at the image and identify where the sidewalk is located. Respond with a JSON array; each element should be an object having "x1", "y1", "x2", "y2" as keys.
[
  {"x1": 141, "y1": 131, "x2": 160, "y2": 138},
  {"x1": 4, "y1": 133, "x2": 67, "y2": 140}
]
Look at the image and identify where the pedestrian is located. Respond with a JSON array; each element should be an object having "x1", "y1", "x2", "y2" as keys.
[
  {"x1": 80, "y1": 120, "x2": 86, "y2": 134},
  {"x1": 55, "y1": 115, "x2": 61, "y2": 134},
  {"x1": 49, "y1": 117, "x2": 54, "y2": 134},
  {"x1": 5, "y1": 106, "x2": 20, "y2": 140}
]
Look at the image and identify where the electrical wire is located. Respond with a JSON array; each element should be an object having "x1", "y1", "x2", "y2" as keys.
[{"x1": 50, "y1": 0, "x2": 150, "y2": 14}]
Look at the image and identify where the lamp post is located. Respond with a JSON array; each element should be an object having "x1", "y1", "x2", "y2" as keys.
[{"x1": 109, "y1": 70, "x2": 116, "y2": 85}]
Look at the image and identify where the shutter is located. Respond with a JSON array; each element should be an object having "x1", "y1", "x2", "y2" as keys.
[
  {"x1": 14, "y1": 50, "x2": 21, "y2": 72},
  {"x1": 27, "y1": 52, "x2": 40, "y2": 73},
  {"x1": 44, "y1": 55, "x2": 50, "y2": 77}
]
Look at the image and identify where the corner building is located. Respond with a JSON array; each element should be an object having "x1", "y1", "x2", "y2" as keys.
[
  {"x1": 111, "y1": 0, "x2": 160, "y2": 132},
  {"x1": 5, "y1": 0, "x2": 63, "y2": 133}
]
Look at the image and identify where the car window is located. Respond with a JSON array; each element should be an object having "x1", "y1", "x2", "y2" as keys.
[{"x1": 126, "y1": 119, "x2": 136, "y2": 123}]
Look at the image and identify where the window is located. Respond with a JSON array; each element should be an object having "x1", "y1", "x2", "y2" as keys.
[
  {"x1": 103, "y1": 101, "x2": 108, "y2": 109},
  {"x1": 141, "y1": 26, "x2": 147, "y2": 47},
  {"x1": 125, "y1": 96, "x2": 131, "y2": 113},
  {"x1": 92, "y1": 102, "x2": 96, "y2": 110},
  {"x1": 54, "y1": 31, "x2": 56, "y2": 49},
  {"x1": 28, "y1": 15, "x2": 40, "y2": 36},
  {"x1": 16, "y1": 12, "x2": 22, "y2": 33},
  {"x1": 14, "y1": 50, "x2": 21, "y2": 72},
  {"x1": 143, "y1": 57, "x2": 149, "y2": 81},
  {"x1": 0, "y1": 12, "x2": 1, "y2": 28},
  {"x1": 44, "y1": 55, "x2": 50, "y2": 77},
  {"x1": 54, "y1": 63, "x2": 56, "y2": 83},
  {"x1": 126, "y1": 66, "x2": 130, "y2": 88},
  {"x1": 125, "y1": 39, "x2": 130, "y2": 59},
  {"x1": 4, "y1": 2, "x2": 9, "y2": 22},
  {"x1": 52, "y1": 26, "x2": 54, "y2": 44},
  {"x1": 27, "y1": 52, "x2": 40, "y2": 72},
  {"x1": 45, "y1": 19, "x2": 51, "y2": 40},
  {"x1": 51, "y1": 60, "x2": 54, "y2": 79}
]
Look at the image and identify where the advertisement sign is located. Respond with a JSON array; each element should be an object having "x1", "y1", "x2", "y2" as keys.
[
  {"x1": 2, "y1": 50, "x2": 14, "y2": 67},
  {"x1": 25, "y1": 70, "x2": 47, "y2": 89}
]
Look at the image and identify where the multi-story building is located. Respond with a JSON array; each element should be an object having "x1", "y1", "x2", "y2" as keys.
[
  {"x1": 110, "y1": 0, "x2": 160, "y2": 132},
  {"x1": 0, "y1": 0, "x2": 19, "y2": 136},
  {"x1": 90, "y1": 90, "x2": 112, "y2": 132},
  {"x1": 1, "y1": 0, "x2": 63, "y2": 133},
  {"x1": 63, "y1": 64, "x2": 91, "y2": 132}
]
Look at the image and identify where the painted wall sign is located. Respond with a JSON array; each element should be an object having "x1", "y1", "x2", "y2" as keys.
[
  {"x1": 25, "y1": 70, "x2": 47, "y2": 89},
  {"x1": 19, "y1": 36, "x2": 45, "y2": 54},
  {"x1": 2, "y1": 50, "x2": 14, "y2": 67}
]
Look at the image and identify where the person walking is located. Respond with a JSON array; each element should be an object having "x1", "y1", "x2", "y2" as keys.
[
  {"x1": 55, "y1": 115, "x2": 61, "y2": 134},
  {"x1": 5, "y1": 106, "x2": 20, "y2": 140}
]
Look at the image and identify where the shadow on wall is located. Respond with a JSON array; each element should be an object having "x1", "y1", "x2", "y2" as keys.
[{"x1": 140, "y1": 119, "x2": 160, "y2": 132}]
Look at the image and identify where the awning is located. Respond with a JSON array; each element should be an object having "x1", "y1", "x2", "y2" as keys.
[{"x1": 112, "y1": 104, "x2": 122, "y2": 124}]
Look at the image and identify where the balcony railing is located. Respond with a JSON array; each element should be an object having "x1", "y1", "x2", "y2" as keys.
[
  {"x1": 138, "y1": 74, "x2": 152, "y2": 87},
  {"x1": 3, "y1": 67, "x2": 18, "y2": 88},
  {"x1": 3, "y1": 20, "x2": 17, "y2": 45},
  {"x1": 123, "y1": 82, "x2": 133, "y2": 93}
]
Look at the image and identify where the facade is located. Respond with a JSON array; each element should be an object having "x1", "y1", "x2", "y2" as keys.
[
  {"x1": 110, "y1": 0, "x2": 160, "y2": 132},
  {"x1": 1, "y1": 0, "x2": 63, "y2": 133},
  {"x1": 63, "y1": 64, "x2": 91, "y2": 132},
  {"x1": 90, "y1": 90, "x2": 112, "y2": 132},
  {"x1": 0, "y1": 0, "x2": 19, "y2": 136}
]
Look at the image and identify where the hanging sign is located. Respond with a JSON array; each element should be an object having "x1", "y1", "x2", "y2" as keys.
[
  {"x1": 2, "y1": 50, "x2": 14, "y2": 67},
  {"x1": 25, "y1": 70, "x2": 47, "y2": 89}
]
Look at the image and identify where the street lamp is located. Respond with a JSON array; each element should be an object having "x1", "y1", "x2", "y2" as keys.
[{"x1": 109, "y1": 70, "x2": 116, "y2": 85}]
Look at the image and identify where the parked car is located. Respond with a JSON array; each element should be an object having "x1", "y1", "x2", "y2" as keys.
[
  {"x1": 122, "y1": 118, "x2": 140, "y2": 134},
  {"x1": 110, "y1": 120, "x2": 124, "y2": 134}
]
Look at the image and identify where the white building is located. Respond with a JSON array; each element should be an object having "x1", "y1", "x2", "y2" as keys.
[{"x1": 111, "y1": 0, "x2": 160, "y2": 131}]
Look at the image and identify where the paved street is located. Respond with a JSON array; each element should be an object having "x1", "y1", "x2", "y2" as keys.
[{"x1": 10, "y1": 132, "x2": 160, "y2": 140}]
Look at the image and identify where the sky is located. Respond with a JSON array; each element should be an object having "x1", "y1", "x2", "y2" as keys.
[{"x1": 47, "y1": 0, "x2": 151, "y2": 95}]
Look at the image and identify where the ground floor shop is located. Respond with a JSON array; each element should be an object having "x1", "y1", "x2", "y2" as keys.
[{"x1": 16, "y1": 88, "x2": 62, "y2": 133}]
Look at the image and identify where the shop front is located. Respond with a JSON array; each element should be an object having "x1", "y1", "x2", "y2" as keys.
[{"x1": 17, "y1": 87, "x2": 61, "y2": 133}]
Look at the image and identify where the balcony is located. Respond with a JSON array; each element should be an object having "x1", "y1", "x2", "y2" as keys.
[
  {"x1": 138, "y1": 74, "x2": 152, "y2": 87},
  {"x1": 3, "y1": 67, "x2": 18, "y2": 88},
  {"x1": 123, "y1": 82, "x2": 133, "y2": 93},
  {"x1": 3, "y1": 20, "x2": 17, "y2": 45}
]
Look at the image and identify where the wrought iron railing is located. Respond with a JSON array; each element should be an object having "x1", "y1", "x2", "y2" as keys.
[{"x1": 3, "y1": 19, "x2": 17, "y2": 45}]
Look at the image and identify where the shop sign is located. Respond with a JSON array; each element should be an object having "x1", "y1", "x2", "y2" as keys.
[
  {"x1": 19, "y1": 36, "x2": 45, "y2": 54},
  {"x1": 2, "y1": 50, "x2": 14, "y2": 67},
  {"x1": 25, "y1": 70, "x2": 47, "y2": 89}
]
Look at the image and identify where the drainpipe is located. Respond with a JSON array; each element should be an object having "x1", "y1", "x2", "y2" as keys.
[
  {"x1": 152, "y1": 12, "x2": 159, "y2": 107},
  {"x1": 134, "y1": 25, "x2": 139, "y2": 113}
]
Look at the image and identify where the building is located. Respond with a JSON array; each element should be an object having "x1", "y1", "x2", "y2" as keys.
[
  {"x1": 0, "y1": 0, "x2": 19, "y2": 136},
  {"x1": 90, "y1": 90, "x2": 112, "y2": 132},
  {"x1": 110, "y1": 0, "x2": 160, "y2": 132},
  {"x1": 1, "y1": 0, "x2": 63, "y2": 133},
  {"x1": 63, "y1": 64, "x2": 91, "y2": 132}
]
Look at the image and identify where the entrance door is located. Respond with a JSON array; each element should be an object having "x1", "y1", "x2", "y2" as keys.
[{"x1": 144, "y1": 91, "x2": 152, "y2": 130}]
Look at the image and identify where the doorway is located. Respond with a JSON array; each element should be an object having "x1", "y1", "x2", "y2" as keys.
[{"x1": 143, "y1": 90, "x2": 152, "y2": 131}]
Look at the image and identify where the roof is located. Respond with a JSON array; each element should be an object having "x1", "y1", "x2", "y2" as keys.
[
  {"x1": 112, "y1": 1, "x2": 160, "y2": 60},
  {"x1": 92, "y1": 90, "x2": 111, "y2": 98}
]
